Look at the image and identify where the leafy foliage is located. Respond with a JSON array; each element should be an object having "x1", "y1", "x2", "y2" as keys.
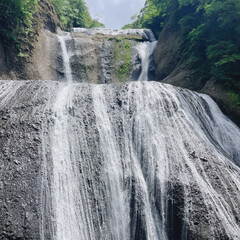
[
  {"x1": 179, "y1": 0, "x2": 240, "y2": 90},
  {"x1": 127, "y1": 0, "x2": 240, "y2": 91},
  {"x1": 123, "y1": 0, "x2": 167, "y2": 36},
  {"x1": 0, "y1": 0, "x2": 104, "y2": 52},
  {"x1": 0, "y1": 0, "x2": 37, "y2": 47},
  {"x1": 51, "y1": 0, "x2": 105, "y2": 29},
  {"x1": 228, "y1": 90, "x2": 240, "y2": 109}
]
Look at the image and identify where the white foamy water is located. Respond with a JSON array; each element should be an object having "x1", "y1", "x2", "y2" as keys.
[
  {"x1": 46, "y1": 80, "x2": 240, "y2": 240},
  {"x1": 72, "y1": 28, "x2": 156, "y2": 42},
  {"x1": 1, "y1": 26, "x2": 240, "y2": 240},
  {"x1": 135, "y1": 41, "x2": 157, "y2": 81},
  {"x1": 0, "y1": 78, "x2": 240, "y2": 240},
  {"x1": 42, "y1": 29, "x2": 240, "y2": 240},
  {"x1": 58, "y1": 33, "x2": 73, "y2": 83}
]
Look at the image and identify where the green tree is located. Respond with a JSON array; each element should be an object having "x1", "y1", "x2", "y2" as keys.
[
  {"x1": 51, "y1": 0, "x2": 105, "y2": 29},
  {"x1": 0, "y1": 0, "x2": 37, "y2": 46}
]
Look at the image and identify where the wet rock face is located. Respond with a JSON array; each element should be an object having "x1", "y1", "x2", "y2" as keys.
[
  {"x1": 56, "y1": 29, "x2": 156, "y2": 84},
  {"x1": 0, "y1": 114, "x2": 41, "y2": 240},
  {"x1": 130, "y1": 48, "x2": 142, "y2": 81},
  {"x1": 0, "y1": 26, "x2": 156, "y2": 83},
  {"x1": 0, "y1": 81, "x2": 240, "y2": 240},
  {"x1": 0, "y1": 81, "x2": 58, "y2": 239}
]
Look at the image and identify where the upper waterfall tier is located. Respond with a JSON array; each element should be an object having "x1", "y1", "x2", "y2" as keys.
[
  {"x1": 55, "y1": 28, "x2": 157, "y2": 83},
  {"x1": 72, "y1": 28, "x2": 156, "y2": 42}
]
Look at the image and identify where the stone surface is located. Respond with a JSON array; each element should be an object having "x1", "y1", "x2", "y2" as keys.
[{"x1": 0, "y1": 80, "x2": 240, "y2": 239}]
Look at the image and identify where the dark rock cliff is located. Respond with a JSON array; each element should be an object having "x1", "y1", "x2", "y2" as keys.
[
  {"x1": 154, "y1": 18, "x2": 240, "y2": 127},
  {"x1": 0, "y1": 80, "x2": 240, "y2": 239}
]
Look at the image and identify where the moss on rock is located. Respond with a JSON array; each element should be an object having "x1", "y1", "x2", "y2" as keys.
[{"x1": 113, "y1": 40, "x2": 133, "y2": 82}]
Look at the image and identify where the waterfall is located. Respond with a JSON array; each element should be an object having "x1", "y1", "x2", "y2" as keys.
[
  {"x1": 58, "y1": 33, "x2": 73, "y2": 83},
  {"x1": 0, "y1": 29, "x2": 240, "y2": 240},
  {"x1": 92, "y1": 86, "x2": 129, "y2": 240},
  {"x1": 48, "y1": 29, "x2": 240, "y2": 240},
  {"x1": 46, "y1": 81, "x2": 240, "y2": 240},
  {"x1": 72, "y1": 27, "x2": 156, "y2": 42},
  {"x1": 51, "y1": 34, "x2": 83, "y2": 239},
  {"x1": 135, "y1": 41, "x2": 157, "y2": 81}
]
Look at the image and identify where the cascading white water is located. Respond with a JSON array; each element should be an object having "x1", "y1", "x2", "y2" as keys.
[
  {"x1": 51, "y1": 34, "x2": 85, "y2": 240},
  {"x1": 57, "y1": 34, "x2": 73, "y2": 83},
  {"x1": 1, "y1": 78, "x2": 240, "y2": 240},
  {"x1": 0, "y1": 17, "x2": 240, "y2": 239},
  {"x1": 135, "y1": 41, "x2": 157, "y2": 81},
  {"x1": 92, "y1": 86, "x2": 129, "y2": 240},
  {"x1": 175, "y1": 90, "x2": 240, "y2": 165},
  {"x1": 72, "y1": 28, "x2": 156, "y2": 42},
  {"x1": 45, "y1": 29, "x2": 240, "y2": 240},
  {"x1": 45, "y1": 80, "x2": 240, "y2": 240},
  {"x1": 51, "y1": 85, "x2": 81, "y2": 240}
]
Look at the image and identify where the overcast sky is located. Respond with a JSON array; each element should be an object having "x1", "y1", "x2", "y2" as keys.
[{"x1": 84, "y1": 0, "x2": 146, "y2": 29}]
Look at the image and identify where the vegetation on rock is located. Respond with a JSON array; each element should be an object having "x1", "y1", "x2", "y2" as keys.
[
  {"x1": 113, "y1": 39, "x2": 133, "y2": 82},
  {"x1": 126, "y1": 0, "x2": 240, "y2": 98},
  {"x1": 0, "y1": 0, "x2": 38, "y2": 49},
  {"x1": 228, "y1": 90, "x2": 240, "y2": 110},
  {"x1": 0, "y1": 0, "x2": 104, "y2": 53}
]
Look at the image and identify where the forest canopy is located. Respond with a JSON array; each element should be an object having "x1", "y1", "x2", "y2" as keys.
[
  {"x1": 51, "y1": 0, "x2": 105, "y2": 29},
  {"x1": 125, "y1": 0, "x2": 240, "y2": 92},
  {"x1": 0, "y1": 0, "x2": 37, "y2": 46},
  {"x1": 0, "y1": 0, "x2": 104, "y2": 49}
]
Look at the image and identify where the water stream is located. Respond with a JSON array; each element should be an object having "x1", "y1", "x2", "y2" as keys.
[
  {"x1": 57, "y1": 34, "x2": 73, "y2": 83},
  {"x1": 45, "y1": 30, "x2": 240, "y2": 240},
  {"x1": 0, "y1": 29, "x2": 239, "y2": 240},
  {"x1": 135, "y1": 41, "x2": 157, "y2": 81}
]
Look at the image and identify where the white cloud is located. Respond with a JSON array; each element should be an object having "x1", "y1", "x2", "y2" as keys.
[{"x1": 85, "y1": 0, "x2": 145, "y2": 29}]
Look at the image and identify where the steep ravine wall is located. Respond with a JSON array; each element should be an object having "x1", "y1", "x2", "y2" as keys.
[
  {"x1": 153, "y1": 18, "x2": 240, "y2": 127},
  {"x1": 0, "y1": 0, "x2": 60, "y2": 80}
]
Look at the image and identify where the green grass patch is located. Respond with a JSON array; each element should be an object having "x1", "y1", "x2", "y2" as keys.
[{"x1": 114, "y1": 40, "x2": 132, "y2": 82}]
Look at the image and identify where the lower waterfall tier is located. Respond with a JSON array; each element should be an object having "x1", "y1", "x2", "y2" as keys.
[{"x1": 0, "y1": 80, "x2": 240, "y2": 240}]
